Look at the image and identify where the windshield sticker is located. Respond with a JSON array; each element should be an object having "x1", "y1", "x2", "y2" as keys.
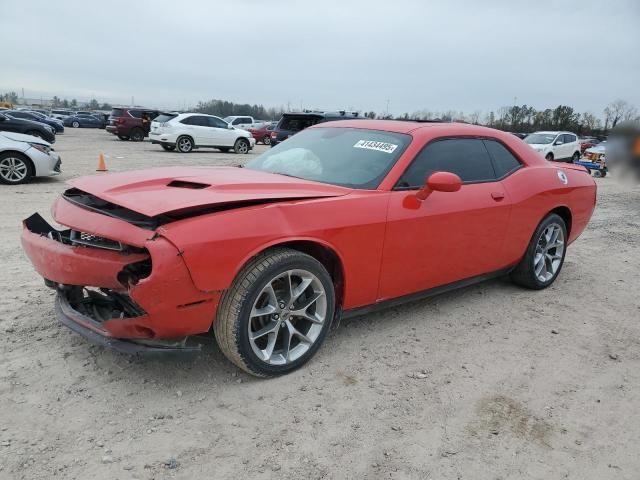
[{"x1": 353, "y1": 140, "x2": 398, "y2": 154}]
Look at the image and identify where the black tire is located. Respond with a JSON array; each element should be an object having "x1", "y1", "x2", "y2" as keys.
[
  {"x1": 214, "y1": 248, "x2": 335, "y2": 377},
  {"x1": 0, "y1": 152, "x2": 33, "y2": 185},
  {"x1": 571, "y1": 151, "x2": 580, "y2": 163},
  {"x1": 600, "y1": 169, "x2": 607, "y2": 178},
  {"x1": 130, "y1": 128, "x2": 145, "y2": 142},
  {"x1": 218, "y1": 147, "x2": 230, "y2": 153},
  {"x1": 118, "y1": 135, "x2": 129, "y2": 141},
  {"x1": 161, "y1": 144, "x2": 175, "y2": 151},
  {"x1": 233, "y1": 138, "x2": 250, "y2": 154},
  {"x1": 510, "y1": 213, "x2": 568, "y2": 290},
  {"x1": 72, "y1": 121, "x2": 80, "y2": 128},
  {"x1": 176, "y1": 136, "x2": 194, "y2": 153},
  {"x1": 263, "y1": 136, "x2": 271, "y2": 145},
  {"x1": 545, "y1": 153, "x2": 554, "y2": 162}
]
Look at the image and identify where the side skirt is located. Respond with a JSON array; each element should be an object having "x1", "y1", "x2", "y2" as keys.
[{"x1": 341, "y1": 267, "x2": 514, "y2": 320}]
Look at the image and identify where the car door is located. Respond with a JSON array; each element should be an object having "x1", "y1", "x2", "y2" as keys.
[
  {"x1": 378, "y1": 137, "x2": 513, "y2": 300},
  {"x1": 181, "y1": 116, "x2": 210, "y2": 144},
  {"x1": 564, "y1": 134, "x2": 578, "y2": 158},
  {"x1": 207, "y1": 116, "x2": 235, "y2": 146}
]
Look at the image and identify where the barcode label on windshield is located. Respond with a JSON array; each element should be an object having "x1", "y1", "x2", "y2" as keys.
[{"x1": 353, "y1": 140, "x2": 398, "y2": 154}]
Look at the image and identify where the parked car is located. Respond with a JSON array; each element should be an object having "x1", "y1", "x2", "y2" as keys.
[
  {"x1": 510, "y1": 132, "x2": 528, "y2": 139},
  {"x1": 20, "y1": 120, "x2": 596, "y2": 376},
  {"x1": 106, "y1": 107, "x2": 160, "y2": 141},
  {"x1": 223, "y1": 116, "x2": 262, "y2": 130},
  {"x1": 63, "y1": 114, "x2": 105, "y2": 129},
  {"x1": 0, "y1": 131, "x2": 61, "y2": 184},
  {"x1": 49, "y1": 109, "x2": 74, "y2": 120},
  {"x1": 579, "y1": 137, "x2": 600, "y2": 153},
  {"x1": 524, "y1": 131, "x2": 581, "y2": 162},
  {"x1": 150, "y1": 113, "x2": 255, "y2": 153},
  {"x1": 0, "y1": 112, "x2": 56, "y2": 143},
  {"x1": 270, "y1": 111, "x2": 364, "y2": 147},
  {"x1": 576, "y1": 142, "x2": 608, "y2": 177},
  {"x1": 248, "y1": 124, "x2": 275, "y2": 144},
  {"x1": 4, "y1": 110, "x2": 64, "y2": 133}
]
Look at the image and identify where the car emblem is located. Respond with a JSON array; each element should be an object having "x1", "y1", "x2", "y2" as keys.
[{"x1": 557, "y1": 170, "x2": 568, "y2": 185}]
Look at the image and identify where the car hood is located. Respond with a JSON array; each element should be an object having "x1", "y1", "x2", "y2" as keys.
[
  {"x1": 68, "y1": 166, "x2": 351, "y2": 217},
  {"x1": 0, "y1": 131, "x2": 52, "y2": 146}
]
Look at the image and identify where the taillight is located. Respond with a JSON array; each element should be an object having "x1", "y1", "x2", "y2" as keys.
[
  {"x1": 116, "y1": 118, "x2": 126, "y2": 125},
  {"x1": 270, "y1": 131, "x2": 277, "y2": 139}
]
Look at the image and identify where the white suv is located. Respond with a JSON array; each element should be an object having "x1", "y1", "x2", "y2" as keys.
[
  {"x1": 150, "y1": 113, "x2": 255, "y2": 154},
  {"x1": 524, "y1": 131, "x2": 581, "y2": 163}
]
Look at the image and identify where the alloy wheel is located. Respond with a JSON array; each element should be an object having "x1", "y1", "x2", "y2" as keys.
[
  {"x1": 533, "y1": 223, "x2": 565, "y2": 282},
  {"x1": 72, "y1": 121, "x2": 80, "y2": 128},
  {"x1": 178, "y1": 137, "x2": 192, "y2": 152},
  {"x1": 236, "y1": 139, "x2": 249, "y2": 154},
  {"x1": 0, "y1": 156, "x2": 28, "y2": 183},
  {"x1": 248, "y1": 269, "x2": 327, "y2": 365}
]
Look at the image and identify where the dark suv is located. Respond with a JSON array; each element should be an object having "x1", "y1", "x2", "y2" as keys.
[
  {"x1": 106, "y1": 107, "x2": 160, "y2": 141},
  {"x1": 270, "y1": 111, "x2": 364, "y2": 147}
]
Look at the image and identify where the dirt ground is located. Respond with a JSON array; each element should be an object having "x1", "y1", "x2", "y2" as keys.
[{"x1": 1, "y1": 129, "x2": 638, "y2": 480}]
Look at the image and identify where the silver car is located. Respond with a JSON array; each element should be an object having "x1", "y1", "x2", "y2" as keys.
[{"x1": 0, "y1": 132, "x2": 61, "y2": 185}]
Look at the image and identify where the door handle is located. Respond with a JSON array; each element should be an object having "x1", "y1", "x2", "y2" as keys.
[{"x1": 491, "y1": 192, "x2": 505, "y2": 201}]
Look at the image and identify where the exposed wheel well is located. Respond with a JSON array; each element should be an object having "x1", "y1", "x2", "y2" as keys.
[
  {"x1": 548, "y1": 206, "x2": 572, "y2": 236},
  {"x1": 265, "y1": 241, "x2": 345, "y2": 311}
]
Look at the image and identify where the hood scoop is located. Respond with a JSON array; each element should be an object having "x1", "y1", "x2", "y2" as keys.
[{"x1": 167, "y1": 180, "x2": 210, "y2": 189}]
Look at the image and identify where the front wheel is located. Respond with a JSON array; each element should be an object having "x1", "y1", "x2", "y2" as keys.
[
  {"x1": 545, "y1": 153, "x2": 554, "y2": 162},
  {"x1": 0, "y1": 152, "x2": 32, "y2": 185},
  {"x1": 571, "y1": 151, "x2": 580, "y2": 163},
  {"x1": 72, "y1": 121, "x2": 80, "y2": 128},
  {"x1": 510, "y1": 213, "x2": 567, "y2": 289},
  {"x1": 218, "y1": 147, "x2": 230, "y2": 153},
  {"x1": 214, "y1": 248, "x2": 335, "y2": 377},
  {"x1": 234, "y1": 138, "x2": 250, "y2": 154}
]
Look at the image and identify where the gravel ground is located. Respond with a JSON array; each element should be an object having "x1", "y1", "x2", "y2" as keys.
[{"x1": 1, "y1": 129, "x2": 638, "y2": 479}]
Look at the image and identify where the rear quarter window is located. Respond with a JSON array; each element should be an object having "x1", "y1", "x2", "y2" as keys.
[
  {"x1": 483, "y1": 140, "x2": 522, "y2": 178},
  {"x1": 110, "y1": 108, "x2": 126, "y2": 118}
]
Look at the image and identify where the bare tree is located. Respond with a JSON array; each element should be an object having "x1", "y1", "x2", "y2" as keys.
[{"x1": 604, "y1": 99, "x2": 635, "y2": 129}]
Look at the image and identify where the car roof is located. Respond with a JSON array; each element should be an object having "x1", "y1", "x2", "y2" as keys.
[{"x1": 312, "y1": 119, "x2": 509, "y2": 135}]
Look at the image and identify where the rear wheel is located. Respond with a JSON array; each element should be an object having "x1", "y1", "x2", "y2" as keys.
[
  {"x1": 234, "y1": 138, "x2": 250, "y2": 154},
  {"x1": 214, "y1": 248, "x2": 335, "y2": 377},
  {"x1": 118, "y1": 135, "x2": 129, "y2": 141},
  {"x1": 176, "y1": 136, "x2": 194, "y2": 153},
  {"x1": 510, "y1": 213, "x2": 567, "y2": 289},
  {"x1": 130, "y1": 128, "x2": 144, "y2": 142},
  {"x1": 263, "y1": 136, "x2": 271, "y2": 145},
  {"x1": 218, "y1": 147, "x2": 230, "y2": 153},
  {"x1": 571, "y1": 151, "x2": 580, "y2": 163},
  {"x1": 600, "y1": 169, "x2": 607, "y2": 178},
  {"x1": 161, "y1": 144, "x2": 175, "y2": 151},
  {"x1": 72, "y1": 121, "x2": 80, "y2": 128},
  {"x1": 545, "y1": 153, "x2": 554, "y2": 162},
  {"x1": 0, "y1": 152, "x2": 32, "y2": 185}
]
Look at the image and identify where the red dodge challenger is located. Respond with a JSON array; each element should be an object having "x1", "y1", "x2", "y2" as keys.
[{"x1": 21, "y1": 120, "x2": 596, "y2": 377}]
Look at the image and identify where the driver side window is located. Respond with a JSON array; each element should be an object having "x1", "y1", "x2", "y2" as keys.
[
  {"x1": 397, "y1": 138, "x2": 497, "y2": 189},
  {"x1": 208, "y1": 116, "x2": 228, "y2": 129}
]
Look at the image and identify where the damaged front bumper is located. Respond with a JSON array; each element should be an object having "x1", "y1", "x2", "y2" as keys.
[{"x1": 21, "y1": 209, "x2": 222, "y2": 354}]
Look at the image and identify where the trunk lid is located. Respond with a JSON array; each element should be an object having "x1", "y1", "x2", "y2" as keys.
[{"x1": 67, "y1": 166, "x2": 351, "y2": 217}]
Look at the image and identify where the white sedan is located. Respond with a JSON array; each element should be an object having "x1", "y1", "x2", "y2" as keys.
[{"x1": 0, "y1": 132, "x2": 61, "y2": 185}]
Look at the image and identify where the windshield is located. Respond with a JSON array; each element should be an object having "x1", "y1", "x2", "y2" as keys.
[
  {"x1": 223, "y1": 116, "x2": 232, "y2": 122},
  {"x1": 525, "y1": 133, "x2": 556, "y2": 144},
  {"x1": 245, "y1": 127, "x2": 411, "y2": 189}
]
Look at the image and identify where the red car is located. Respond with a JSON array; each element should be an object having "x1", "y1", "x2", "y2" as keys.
[
  {"x1": 106, "y1": 107, "x2": 160, "y2": 142},
  {"x1": 21, "y1": 121, "x2": 596, "y2": 377},
  {"x1": 580, "y1": 137, "x2": 600, "y2": 153},
  {"x1": 248, "y1": 124, "x2": 275, "y2": 145}
]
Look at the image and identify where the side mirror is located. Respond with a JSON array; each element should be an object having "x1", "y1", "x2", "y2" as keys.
[
  {"x1": 227, "y1": 124, "x2": 234, "y2": 129},
  {"x1": 554, "y1": 140, "x2": 563, "y2": 145},
  {"x1": 416, "y1": 171, "x2": 462, "y2": 200}
]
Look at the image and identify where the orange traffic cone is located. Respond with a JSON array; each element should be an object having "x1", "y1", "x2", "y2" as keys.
[{"x1": 96, "y1": 153, "x2": 107, "y2": 172}]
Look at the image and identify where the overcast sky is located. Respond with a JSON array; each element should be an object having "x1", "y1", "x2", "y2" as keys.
[{"x1": 1, "y1": 0, "x2": 638, "y2": 117}]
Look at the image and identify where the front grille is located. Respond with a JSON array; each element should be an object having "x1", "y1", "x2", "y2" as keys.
[{"x1": 70, "y1": 230, "x2": 123, "y2": 251}]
